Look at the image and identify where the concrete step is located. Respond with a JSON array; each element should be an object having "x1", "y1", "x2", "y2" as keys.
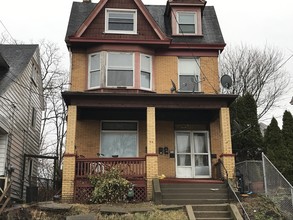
[
  {"x1": 160, "y1": 183, "x2": 227, "y2": 189},
  {"x1": 194, "y1": 210, "x2": 231, "y2": 218},
  {"x1": 192, "y1": 204, "x2": 233, "y2": 220},
  {"x1": 160, "y1": 187, "x2": 227, "y2": 193},
  {"x1": 162, "y1": 193, "x2": 228, "y2": 200},
  {"x1": 192, "y1": 204, "x2": 229, "y2": 211},
  {"x1": 162, "y1": 199, "x2": 229, "y2": 205}
]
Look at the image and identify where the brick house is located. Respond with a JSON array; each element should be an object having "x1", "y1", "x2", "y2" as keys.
[{"x1": 62, "y1": 0, "x2": 237, "y2": 202}]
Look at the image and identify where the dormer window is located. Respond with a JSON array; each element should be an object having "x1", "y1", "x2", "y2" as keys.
[
  {"x1": 177, "y1": 12, "x2": 197, "y2": 34},
  {"x1": 105, "y1": 9, "x2": 137, "y2": 34}
]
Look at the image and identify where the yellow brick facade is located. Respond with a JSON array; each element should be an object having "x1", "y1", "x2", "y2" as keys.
[
  {"x1": 220, "y1": 107, "x2": 235, "y2": 178},
  {"x1": 200, "y1": 57, "x2": 220, "y2": 94},
  {"x1": 156, "y1": 121, "x2": 176, "y2": 177},
  {"x1": 71, "y1": 53, "x2": 87, "y2": 91},
  {"x1": 64, "y1": 52, "x2": 235, "y2": 201},
  {"x1": 62, "y1": 105, "x2": 77, "y2": 202},
  {"x1": 146, "y1": 107, "x2": 158, "y2": 200},
  {"x1": 154, "y1": 56, "x2": 219, "y2": 94}
]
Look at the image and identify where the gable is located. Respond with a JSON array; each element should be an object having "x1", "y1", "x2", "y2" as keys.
[
  {"x1": 83, "y1": 0, "x2": 158, "y2": 40},
  {"x1": 0, "y1": 45, "x2": 38, "y2": 95},
  {"x1": 72, "y1": 0, "x2": 167, "y2": 42}
]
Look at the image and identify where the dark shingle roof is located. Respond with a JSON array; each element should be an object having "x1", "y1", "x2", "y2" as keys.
[
  {"x1": 0, "y1": 44, "x2": 38, "y2": 95},
  {"x1": 65, "y1": 2, "x2": 225, "y2": 45},
  {"x1": 65, "y1": 2, "x2": 96, "y2": 41}
]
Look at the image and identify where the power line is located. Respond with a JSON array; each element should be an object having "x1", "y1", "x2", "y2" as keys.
[{"x1": 0, "y1": 19, "x2": 17, "y2": 44}]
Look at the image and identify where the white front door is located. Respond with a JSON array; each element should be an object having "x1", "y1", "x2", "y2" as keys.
[{"x1": 175, "y1": 131, "x2": 211, "y2": 178}]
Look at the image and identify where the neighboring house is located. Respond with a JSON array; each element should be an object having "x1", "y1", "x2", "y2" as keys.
[
  {"x1": 62, "y1": 0, "x2": 237, "y2": 202},
  {"x1": 0, "y1": 44, "x2": 43, "y2": 201}
]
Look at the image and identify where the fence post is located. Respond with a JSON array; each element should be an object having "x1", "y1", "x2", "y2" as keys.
[{"x1": 262, "y1": 153, "x2": 268, "y2": 197}]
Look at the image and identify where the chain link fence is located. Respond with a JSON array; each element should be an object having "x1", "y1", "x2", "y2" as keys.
[{"x1": 236, "y1": 153, "x2": 293, "y2": 219}]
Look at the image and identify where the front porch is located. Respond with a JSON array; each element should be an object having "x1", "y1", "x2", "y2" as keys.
[{"x1": 61, "y1": 92, "x2": 237, "y2": 202}]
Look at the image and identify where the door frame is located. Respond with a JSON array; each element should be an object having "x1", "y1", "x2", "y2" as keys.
[{"x1": 175, "y1": 130, "x2": 212, "y2": 178}]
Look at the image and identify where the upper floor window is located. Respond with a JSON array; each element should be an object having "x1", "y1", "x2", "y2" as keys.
[
  {"x1": 31, "y1": 107, "x2": 37, "y2": 128},
  {"x1": 105, "y1": 9, "x2": 137, "y2": 34},
  {"x1": 178, "y1": 58, "x2": 200, "y2": 92},
  {"x1": 89, "y1": 53, "x2": 100, "y2": 88},
  {"x1": 31, "y1": 63, "x2": 39, "y2": 87},
  {"x1": 107, "y1": 52, "x2": 134, "y2": 87},
  {"x1": 177, "y1": 12, "x2": 197, "y2": 35},
  {"x1": 140, "y1": 54, "x2": 152, "y2": 90}
]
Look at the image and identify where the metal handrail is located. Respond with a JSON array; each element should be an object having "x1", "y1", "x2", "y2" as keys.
[
  {"x1": 227, "y1": 180, "x2": 250, "y2": 220},
  {"x1": 215, "y1": 159, "x2": 250, "y2": 220}
]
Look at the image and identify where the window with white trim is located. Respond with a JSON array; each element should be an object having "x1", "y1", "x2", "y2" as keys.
[
  {"x1": 177, "y1": 12, "x2": 197, "y2": 34},
  {"x1": 107, "y1": 52, "x2": 134, "y2": 87},
  {"x1": 101, "y1": 121, "x2": 138, "y2": 157},
  {"x1": 140, "y1": 54, "x2": 152, "y2": 89},
  {"x1": 178, "y1": 58, "x2": 200, "y2": 92},
  {"x1": 89, "y1": 53, "x2": 100, "y2": 88},
  {"x1": 105, "y1": 9, "x2": 137, "y2": 34}
]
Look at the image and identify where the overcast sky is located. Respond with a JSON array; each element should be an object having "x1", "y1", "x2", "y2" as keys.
[{"x1": 1, "y1": 0, "x2": 293, "y2": 124}]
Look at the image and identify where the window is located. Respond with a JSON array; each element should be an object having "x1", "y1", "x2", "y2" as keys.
[
  {"x1": 101, "y1": 121, "x2": 138, "y2": 157},
  {"x1": 31, "y1": 63, "x2": 38, "y2": 86},
  {"x1": 178, "y1": 58, "x2": 200, "y2": 92},
  {"x1": 31, "y1": 107, "x2": 37, "y2": 128},
  {"x1": 177, "y1": 12, "x2": 197, "y2": 34},
  {"x1": 140, "y1": 54, "x2": 152, "y2": 89},
  {"x1": 105, "y1": 9, "x2": 137, "y2": 34},
  {"x1": 107, "y1": 52, "x2": 133, "y2": 87},
  {"x1": 89, "y1": 53, "x2": 101, "y2": 88}
]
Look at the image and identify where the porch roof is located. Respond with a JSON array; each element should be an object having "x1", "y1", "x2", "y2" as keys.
[{"x1": 62, "y1": 91, "x2": 237, "y2": 109}]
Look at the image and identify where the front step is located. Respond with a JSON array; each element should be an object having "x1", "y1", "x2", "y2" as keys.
[
  {"x1": 160, "y1": 181, "x2": 229, "y2": 205},
  {"x1": 192, "y1": 204, "x2": 233, "y2": 220}
]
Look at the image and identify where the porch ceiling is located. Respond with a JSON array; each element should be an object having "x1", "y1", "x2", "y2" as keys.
[
  {"x1": 62, "y1": 92, "x2": 237, "y2": 109},
  {"x1": 77, "y1": 107, "x2": 218, "y2": 123}
]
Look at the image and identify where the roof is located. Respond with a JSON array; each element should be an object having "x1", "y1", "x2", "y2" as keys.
[
  {"x1": 65, "y1": 2, "x2": 225, "y2": 45},
  {"x1": 0, "y1": 44, "x2": 38, "y2": 95}
]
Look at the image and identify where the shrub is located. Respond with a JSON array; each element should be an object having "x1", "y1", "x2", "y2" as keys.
[{"x1": 89, "y1": 167, "x2": 132, "y2": 203}]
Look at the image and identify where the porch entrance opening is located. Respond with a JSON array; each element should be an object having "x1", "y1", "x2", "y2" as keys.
[{"x1": 175, "y1": 131, "x2": 211, "y2": 178}]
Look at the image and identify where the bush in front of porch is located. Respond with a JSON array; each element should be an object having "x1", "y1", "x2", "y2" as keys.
[{"x1": 89, "y1": 167, "x2": 132, "y2": 203}]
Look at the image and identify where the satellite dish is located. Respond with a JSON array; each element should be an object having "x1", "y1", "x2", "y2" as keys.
[{"x1": 220, "y1": 74, "x2": 232, "y2": 89}]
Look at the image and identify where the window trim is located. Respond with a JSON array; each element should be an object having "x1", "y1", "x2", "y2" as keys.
[
  {"x1": 177, "y1": 11, "x2": 197, "y2": 35},
  {"x1": 105, "y1": 8, "x2": 137, "y2": 35},
  {"x1": 178, "y1": 57, "x2": 201, "y2": 92},
  {"x1": 100, "y1": 121, "x2": 139, "y2": 158},
  {"x1": 106, "y1": 52, "x2": 134, "y2": 88},
  {"x1": 88, "y1": 52, "x2": 101, "y2": 89},
  {"x1": 140, "y1": 54, "x2": 152, "y2": 90}
]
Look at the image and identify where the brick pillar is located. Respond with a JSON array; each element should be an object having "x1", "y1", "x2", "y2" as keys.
[
  {"x1": 219, "y1": 107, "x2": 235, "y2": 179},
  {"x1": 62, "y1": 105, "x2": 77, "y2": 202},
  {"x1": 146, "y1": 107, "x2": 158, "y2": 200}
]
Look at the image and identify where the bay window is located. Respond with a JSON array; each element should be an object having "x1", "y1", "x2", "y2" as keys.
[
  {"x1": 140, "y1": 54, "x2": 152, "y2": 89},
  {"x1": 107, "y1": 52, "x2": 134, "y2": 87},
  {"x1": 89, "y1": 53, "x2": 100, "y2": 88}
]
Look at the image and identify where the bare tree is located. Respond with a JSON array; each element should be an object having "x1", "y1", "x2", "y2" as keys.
[
  {"x1": 39, "y1": 40, "x2": 68, "y2": 184},
  {"x1": 220, "y1": 44, "x2": 290, "y2": 118}
]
